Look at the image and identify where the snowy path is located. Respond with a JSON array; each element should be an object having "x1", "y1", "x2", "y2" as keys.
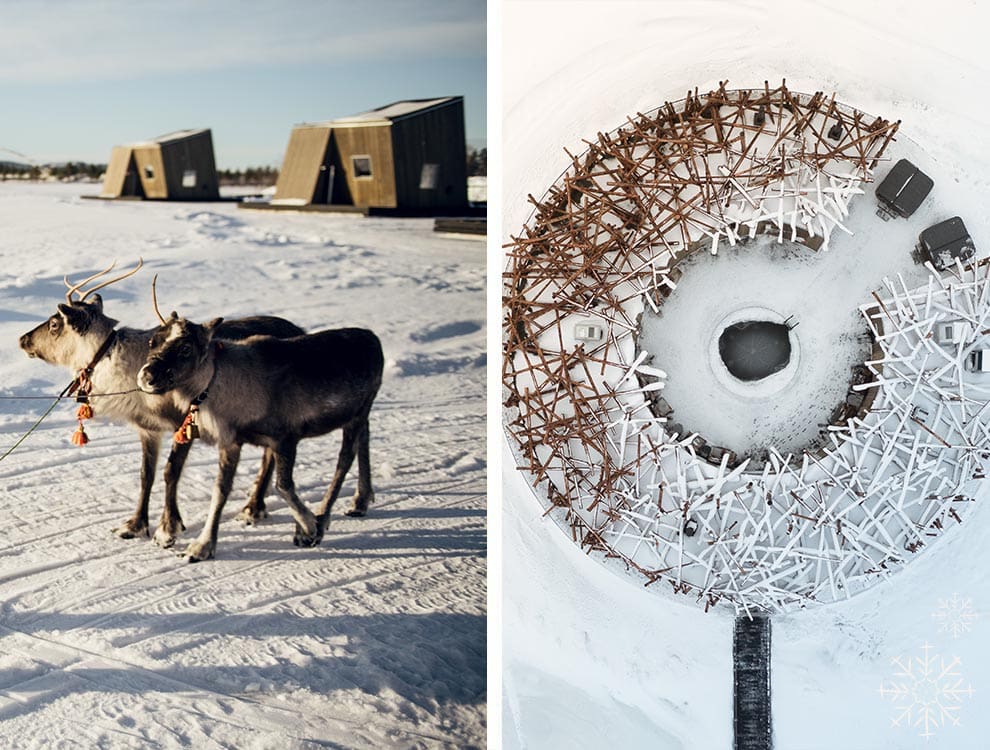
[{"x1": 0, "y1": 183, "x2": 485, "y2": 748}]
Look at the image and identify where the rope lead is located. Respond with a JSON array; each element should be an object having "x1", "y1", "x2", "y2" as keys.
[{"x1": 0, "y1": 395, "x2": 63, "y2": 463}]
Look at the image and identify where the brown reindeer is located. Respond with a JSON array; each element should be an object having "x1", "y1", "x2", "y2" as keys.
[
  {"x1": 137, "y1": 310, "x2": 383, "y2": 561},
  {"x1": 19, "y1": 261, "x2": 304, "y2": 547}
]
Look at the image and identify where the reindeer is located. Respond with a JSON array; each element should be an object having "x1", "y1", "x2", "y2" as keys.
[
  {"x1": 19, "y1": 260, "x2": 305, "y2": 547},
  {"x1": 136, "y1": 308, "x2": 383, "y2": 561}
]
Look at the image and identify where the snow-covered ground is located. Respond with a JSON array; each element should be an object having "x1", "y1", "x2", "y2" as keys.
[
  {"x1": 503, "y1": 1, "x2": 990, "y2": 748},
  {"x1": 0, "y1": 182, "x2": 485, "y2": 747},
  {"x1": 468, "y1": 176, "x2": 488, "y2": 204}
]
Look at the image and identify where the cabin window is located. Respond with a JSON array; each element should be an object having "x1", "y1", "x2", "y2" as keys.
[
  {"x1": 143, "y1": 165, "x2": 155, "y2": 180},
  {"x1": 419, "y1": 163, "x2": 439, "y2": 190},
  {"x1": 352, "y1": 155, "x2": 373, "y2": 179},
  {"x1": 182, "y1": 170, "x2": 197, "y2": 188}
]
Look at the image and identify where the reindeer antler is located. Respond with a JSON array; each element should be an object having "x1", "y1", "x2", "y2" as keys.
[
  {"x1": 78, "y1": 258, "x2": 144, "y2": 302},
  {"x1": 64, "y1": 260, "x2": 117, "y2": 304},
  {"x1": 151, "y1": 273, "x2": 168, "y2": 325}
]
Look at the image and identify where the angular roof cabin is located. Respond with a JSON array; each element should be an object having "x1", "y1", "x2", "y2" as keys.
[
  {"x1": 273, "y1": 96, "x2": 467, "y2": 210},
  {"x1": 100, "y1": 129, "x2": 220, "y2": 200}
]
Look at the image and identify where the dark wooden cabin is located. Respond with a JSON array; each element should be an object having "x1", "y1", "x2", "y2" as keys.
[
  {"x1": 273, "y1": 97, "x2": 467, "y2": 210},
  {"x1": 100, "y1": 129, "x2": 220, "y2": 200}
]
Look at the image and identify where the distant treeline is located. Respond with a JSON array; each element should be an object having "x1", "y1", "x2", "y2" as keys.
[
  {"x1": 1, "y1": 146, "x2": 488, "y2": 183},
  {"x1": 466, "y1": 147, "x2": 486, "y2": 177},
  {"x1": 218, "y1": 166, "x2": 279, "y2": 186},
  {"x1": 1, "y1": 162, "x2": 106, "y2": 180},
  {"x1": 52, "y1": 162, "x2": 106, "y2": 179}
]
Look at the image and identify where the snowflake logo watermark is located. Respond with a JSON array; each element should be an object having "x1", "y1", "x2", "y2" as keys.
[
  {"x1": 932, "y1": 593, "x2": 978, "y2": 639},
  {"x1": 879, "y1": 643, "x2": 974, "y2": 740}
]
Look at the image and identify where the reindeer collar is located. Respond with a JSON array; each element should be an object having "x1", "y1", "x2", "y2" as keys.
[
  {"x1": 66, "y1": 330, "x2": 117, "y2": 446},
  {"x1": 191, "y1": 341, "x2": 224, "y2": 405},
  {"x1": 174, "y1": 344, "x2": 221, "y2": 445},
  {"x1": 67, "y1": 329, "x2": 118, "y2": 397}
]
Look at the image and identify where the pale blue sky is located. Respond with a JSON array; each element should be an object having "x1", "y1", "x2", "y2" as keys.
[{"x1": 0, "y1": 0, "x2": 486, "y2": 168}]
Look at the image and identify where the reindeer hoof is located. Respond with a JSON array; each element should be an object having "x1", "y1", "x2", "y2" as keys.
[
  {"x1": 113, "y1": 519, "x2": 150, "y2": 540},
  {"x1": 183, "y1": 539, "x2": 216, "y2": 562},
  {"x1": 292, "y1": 532, "x2": 321, "y2": 548},
  {"x1": 153, "y1": 528, "x2": 177, "y2": 549},
  {"x1": 291, "y1": 512, "x2": 320, "y2": 547},
  {"x1": 292, "y1": 523, "x2": 322, "y2": 548},
  {"x1": 153, "y1": 518, "x2": 186, "y2": 548},
  {"x1": 346, "y1": 491, "x2": 374, "y2": 517},
  {"x1": 235, "y1": 506, "x2": 269, "y2": 525}
]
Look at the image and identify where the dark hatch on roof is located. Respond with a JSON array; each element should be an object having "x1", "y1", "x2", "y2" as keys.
[
  {"x1": 920, "y1": 216, "x2": 975, "y2": 271},
  {"x1": 876, "y1": 159, "x2": 934, "y2": 218}
]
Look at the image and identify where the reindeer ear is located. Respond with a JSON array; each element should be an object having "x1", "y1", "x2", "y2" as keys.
[
  {"x1": 89, "y1": 294, "x2": 103, "y2": 312},
  {"x1": 198, "y1": 317, "x2": 224, "y2": 345},
  {"x1": 57, "y1": 303, "x2": 89, "y2": 332}
]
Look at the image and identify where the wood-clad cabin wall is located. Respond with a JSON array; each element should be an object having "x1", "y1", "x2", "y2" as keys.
[
  {"x1": 330, "y1": 124, "x2": 397, "y2": 208},
  {"x1": 100, "y1": 146, "x2": 136, "y2": 198},
  {"x1": 133, "y1": 146, "x2": 167, "y2": 199},
  {"x1": 273, "y1": 126, "x2": 332, "y2": 204}
]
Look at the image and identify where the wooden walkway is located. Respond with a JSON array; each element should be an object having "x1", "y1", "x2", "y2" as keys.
[{"x1": 734, "y1": 615, "x2": 772, "y2": 750}]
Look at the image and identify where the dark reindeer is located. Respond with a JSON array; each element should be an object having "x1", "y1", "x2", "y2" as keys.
[
  {"x1": 19, "y1": 260, "x2": 304, "y2": 547},
  {"x1": 136, "y1": 310, "x2": 383, "y2": 561}
]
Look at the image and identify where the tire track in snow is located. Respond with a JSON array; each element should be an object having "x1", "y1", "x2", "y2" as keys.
[
  {"x1": 46, "y1": 491, "x2": 485, "y2": 639},
  {"x1": 0, "y1": 553, "x2": 482, "y2": 748},
  {"x1": 0, "y1": 508, "x2": 484, "y2": 745},
  {"x1": 2, "y1": 486, "x2": 482, "y2": 638},
  {"x1": 0, "y1": 469, "x2": 482, "y2": 630},
  {"x1": 0, "y1": 627, "x2": 384, "y2": 747}
]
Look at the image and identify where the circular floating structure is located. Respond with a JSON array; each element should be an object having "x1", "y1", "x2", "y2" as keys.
[
  {"x1": 718, "y1": 320, "x2": 792, "y2": 381},
  {"x1": 503, "y1": 81, "x2": 990, "y2": 614}
]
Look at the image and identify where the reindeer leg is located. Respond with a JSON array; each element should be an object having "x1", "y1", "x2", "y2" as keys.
[
  {"x1": 344, "y1": 417, "x2": 374, "y2": 517},
  {"x1": 271, "y1": 441, "x2": 318, "y2": 547},
  {"x1": 154, "y1": 439, "x2": 192, "y2": 548},
  {"x1": 314, "y1": 422, "x2": 359, "y2": 541},
  {"x1": 184, "y1": 442, "x2": 241, "y2": 562},
  {"x1": 236, "y1": 447, "x2": 275, "y2": 525},
  {"x1": 113, "y1": 431, "x2": 158, "y2": 539}
]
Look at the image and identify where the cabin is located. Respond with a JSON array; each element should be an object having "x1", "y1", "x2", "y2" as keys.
[
  {"x1": 934, "y1": 319, "x2": 971, "y2": 346},
  {"x1": 272, "y1": 96, "x2": 467, "y2": 211},
  {"x1": 100, "y1": 129, "x2": 220, "y2": 200},
  {"x1": 875, "y1": 159, "x2": 933, "y2": 220},
  {"x1": 919, "y1": 216, "x2": 975, "y2": 271}
]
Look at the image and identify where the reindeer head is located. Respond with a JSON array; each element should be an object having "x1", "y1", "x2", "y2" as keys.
[
  {"x1": 137, "y1": 315, "x2": 224, "y2": 395},
  {"x1": 19, "y1": 260, "x2": 142, "y2": 370}
]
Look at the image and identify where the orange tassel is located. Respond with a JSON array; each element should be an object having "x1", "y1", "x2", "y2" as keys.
[
  {"x1": 173, "y1": 406, "x2": 199, "y2": 444},
  {"x1": 76, "y1": 403, "x2": 93, "y2": 420},
  {"x1": 174, "y1": 413, "x2": 194, "y2": 444},
  {"x1": 72, "y1": 423, "x2": 89, "y2": 446}
]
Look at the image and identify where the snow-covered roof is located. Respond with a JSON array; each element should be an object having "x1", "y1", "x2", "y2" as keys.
[
  {"x1": 125, "y1": 128, "x2": 212, "y2": 147},
  {"x1": 333, "y1": 97, "x2": 460, "y2": 125},
  {"x1": 294, "y1": 97, "x2": 461, "y2": 129}
]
